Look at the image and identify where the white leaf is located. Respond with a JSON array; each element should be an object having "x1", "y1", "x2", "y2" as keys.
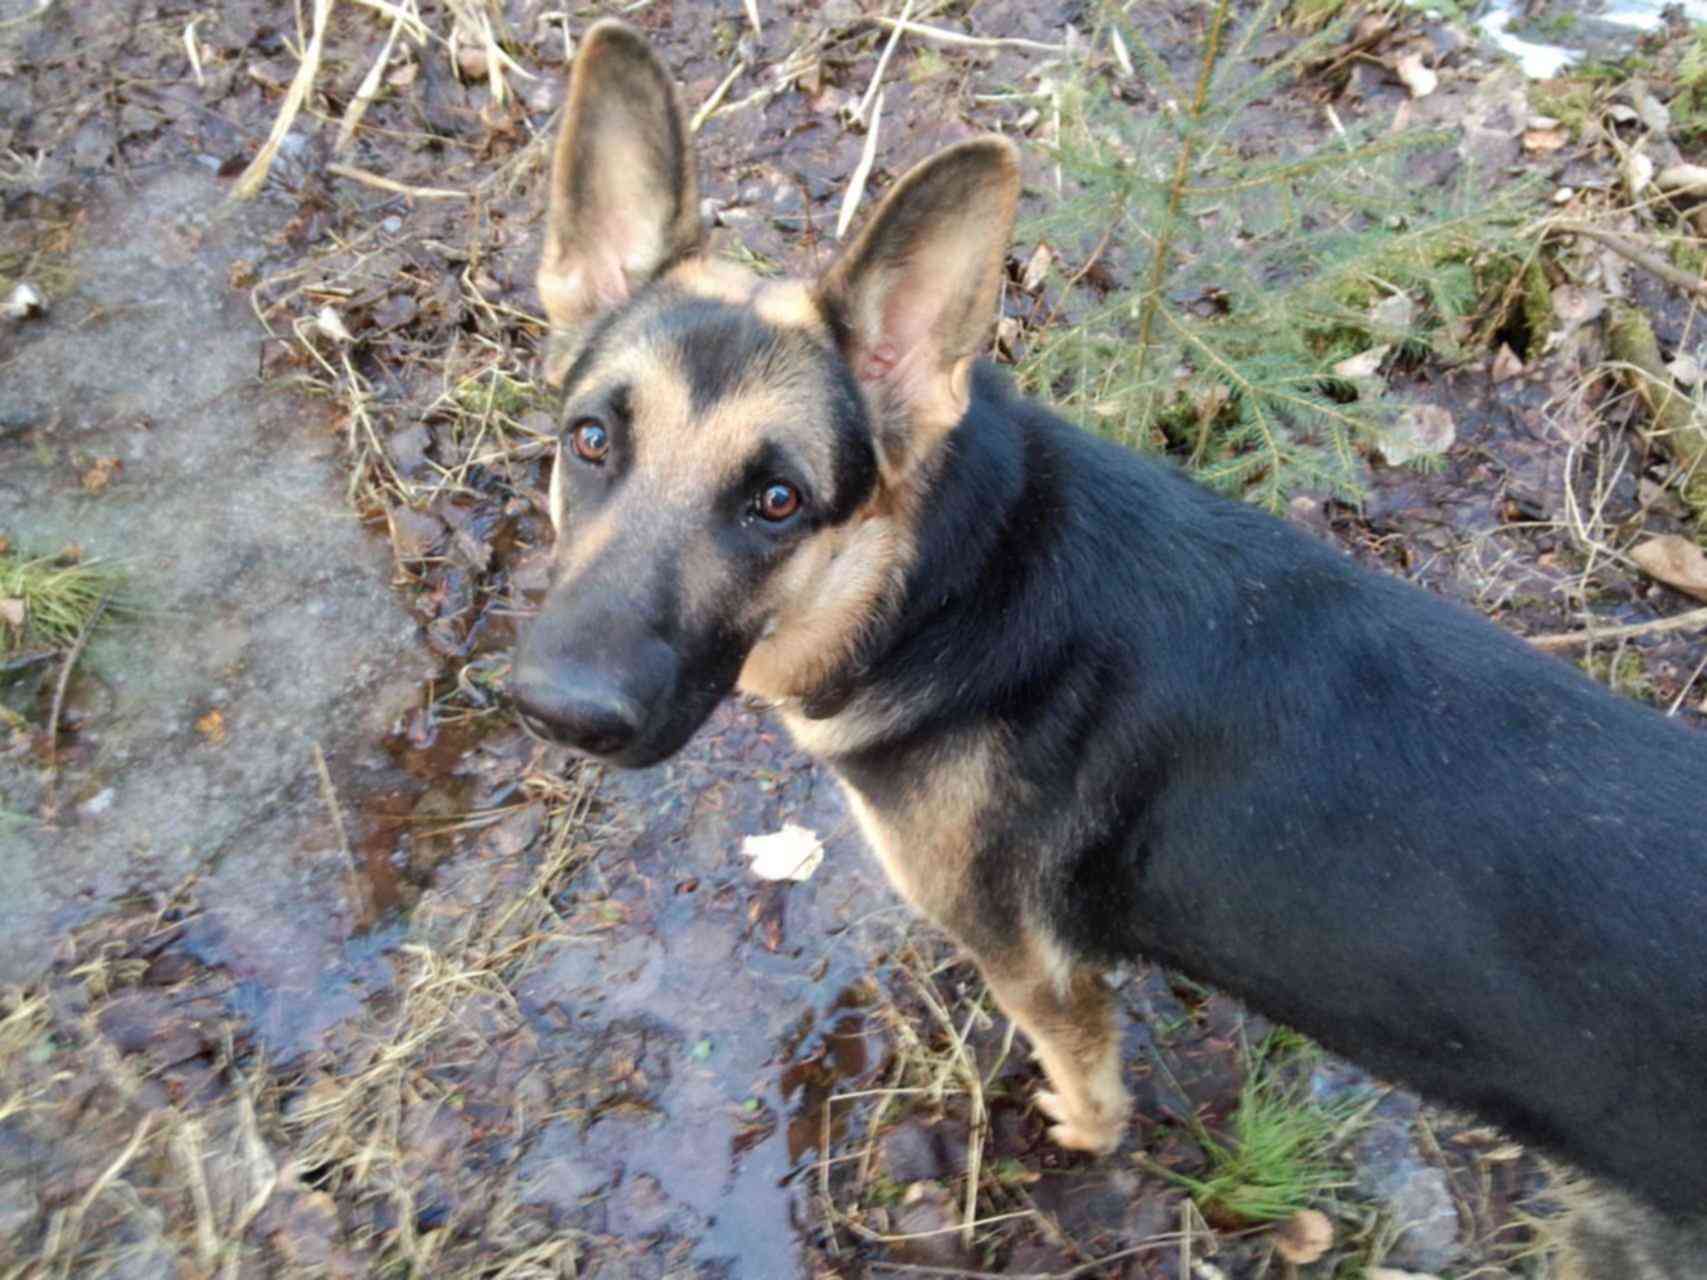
[{"x1": 742, "y1": 824, "x2": 825, "y2": 882}]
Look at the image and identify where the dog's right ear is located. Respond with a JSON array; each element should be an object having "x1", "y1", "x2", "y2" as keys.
[{"x1": 537, "y1": 21, "x2": 701, "y2": 385}]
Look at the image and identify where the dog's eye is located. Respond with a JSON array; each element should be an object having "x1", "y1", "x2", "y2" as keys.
[
  {"x1": 568, "y1": 419, "x2": 609, "y2": 463},
  {"x1": 756, "y1": 482, "x2": 801, "y2": 523}
]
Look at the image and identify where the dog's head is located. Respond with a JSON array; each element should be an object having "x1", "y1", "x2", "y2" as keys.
[{"x1": 508, "y1": 21, "x2": 1019, "y2": 766}]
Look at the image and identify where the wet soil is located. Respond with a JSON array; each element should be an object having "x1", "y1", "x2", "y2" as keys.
[{"x1": 2, "y1": 2, "x2": 1705, "y2": 1278}]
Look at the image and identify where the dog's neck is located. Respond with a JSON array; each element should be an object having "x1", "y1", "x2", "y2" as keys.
[{"x1": 779, "y1": 364, "x2": 1033, "y2": 758}]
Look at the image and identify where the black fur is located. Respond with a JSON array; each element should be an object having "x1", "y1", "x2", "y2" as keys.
[{"x1": 839, "y1": 363, "x2": 1707, "y2": 1220}]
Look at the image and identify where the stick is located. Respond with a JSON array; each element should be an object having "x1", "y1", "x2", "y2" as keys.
[
  {"x1": 232, "y1": 0, "x2": 334, "y2": 199},
  {"x1": 326, "y1": 162, "x2": 468, "y2": 200},
  {"x1": 1528, "y1": 605, "x2": 1707, "y2": 651},
  {"x1": 856, "y1": 0, "x2": 915, "y2": 127},
  {"x1": 837, "y1": 89, "x2": 884, "y2": 240},
  {"x1": 47, "y1": 589, "x2": 111, "y2": 764},
  {"x1": 872, "y1": 17, "x2": 1066, "y2": 54},
  {"x1": 1550, "y1": 221, "x2": 1707, "y2": 298}
]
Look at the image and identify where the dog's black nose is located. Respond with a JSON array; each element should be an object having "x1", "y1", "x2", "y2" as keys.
[{"x1": 510, "y1": 675, "x2": 645, "y2": 757}]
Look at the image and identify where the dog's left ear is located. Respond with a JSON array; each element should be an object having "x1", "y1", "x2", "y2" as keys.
[
  {"x1": 817, "y1": 138, "x2": 1020, "y2": 473},
  {"x1": 537, "y1": 21, "x2": 701, "y2": 385}
]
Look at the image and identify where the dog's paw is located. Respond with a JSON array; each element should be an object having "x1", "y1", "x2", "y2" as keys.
[{"x1": 1035, "y1": 1089, "x2": 1123, "y2": 1155}]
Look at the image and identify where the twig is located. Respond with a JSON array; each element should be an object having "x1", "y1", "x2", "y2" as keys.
[
  {"x1": 232, "y1": 0, "x2": 334, "y2": 199},
  {"x1": 47, "y1": 589, "x2": 111, "y2": 764},
  {"x1": 1670, "y1": 648, "x2": 1707, "y2": 716},
  {"x1": 872, "y1": 16, "x2": 1065, "y2": 54},
  {"x1": 1528, "y1": 605, "x2": 1707, "y2": 652},
  {"x1": 0, "y1": 0, "x2": 53, "y2": 31},
  {"x1": 1549, "y1": 221, "x2": 1707, "y2": 298},
  {"x1": 856, "y1": 0, "x2": 916, "y2": 127},
  {"x1": 311, "y1": 740, "x2": 355, "y2": 864},
  {"x1": 326, "y1": 162, "x2": 468, "y2": 200},
  {"x1": 838, "y1": 89, "x2": 885, "y2": 240},
  {"x1": 337, "y1": 12, "x2": 406, "y2": 153},
  {"x1": 1036, "y1": 213, "x2": 1121, "y2": 331},
  {"x1": 690, "y1": 59, "x2": 747, "y2": 134}
]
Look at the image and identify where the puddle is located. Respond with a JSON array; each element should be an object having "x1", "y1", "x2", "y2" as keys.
[
  {"x1": 510, "y1": 701, "x2": 904, "y2": 1273},
  {"x1": 1475, "y1": 0, "x2": 1707, "y2": 77}
]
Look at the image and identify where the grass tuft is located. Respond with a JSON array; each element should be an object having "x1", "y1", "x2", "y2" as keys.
[
  {"x1": 0, "y1": 550, "x2": 123, "y2": 656},
  {"x1": 1147, "y1": 1032, "x2": 1366, "y2": 1223}
]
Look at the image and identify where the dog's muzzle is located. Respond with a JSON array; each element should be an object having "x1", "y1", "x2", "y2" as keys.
[{"x1": 509, "y1": 671, "x2": 648, "y2": 757}]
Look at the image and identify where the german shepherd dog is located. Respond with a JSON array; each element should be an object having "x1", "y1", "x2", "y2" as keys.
[{"x1": 510, "y1": 22, "x2": 1707, "y2": 1277}]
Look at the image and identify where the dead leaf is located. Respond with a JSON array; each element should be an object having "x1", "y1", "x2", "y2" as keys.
[
  {"x1": 1522, "y1": 126, "x2": 1568, "y2": 154},
  {"x1": 742, "y1": 824, "x2": 825, "y2": 882},
  {"x1": 1273, "y1": 1208, "x2": 1334, "y2": 1264},
  {"x1": 81, "y1": 456, "x2": 122, "y2": 494},
  {"x1": 387, "y1": 506, "x2": 447, "y2": 560},
  {"x1": 0, "y1": 598, "x2": 24, "y2": 628},
  {"x1": 315, "y1": 304, "x2": 353, "y2": 344},
  {"x1": 1334, "y1": 345, "x2": 1389, "y2": 380},
  {"x1": 1631, "y1": 535, "x2": 1707, "y2": 602},
  {"x1": 1625, "y1": 149, "x2": 1655, "y2": 197},
  {"x1": 1371, "y1": 292, "x2": 1416, "y2": 333},
  {"x1": 1021, "y1": 243, "x2": 1054, "y2": 292},
  {"x1": 1668, "y1": 353, "x2": 1703, "y2": 386},
  {"x1": 1377, "y1": 404, "x2": 1456, "y2": 465},
  {"x1": 1491, "y1": 343, "x2": 1524, "y2": 382},
  {"x1": 1393, "y1": 51, "x2": 1437, "y2": 98},
  {"x1": 1368, "y1": 1270, "x2": 1440, "y2": 1280},
  {"x1": 196, "y1": 709, "x2": 227, "y2": 745}
]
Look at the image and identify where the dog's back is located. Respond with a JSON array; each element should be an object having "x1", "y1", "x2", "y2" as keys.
[{"x1": 881, "y1": 368, "x2": 1707, "y2": 1217}]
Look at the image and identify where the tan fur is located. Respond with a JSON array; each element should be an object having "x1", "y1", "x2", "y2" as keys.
[
  {"x1": 984, "y1": 941, "x2": 1128, "y2": 1155},
  {"x1": 836, "y1": 733, "x2": 1000, "y2": 924},
  {"x1": 537, "y1": 21, "x2": 701, "y2": 384},
  {"x1": 737, "y1": 505, "x2": 910, "y2": 705},
  {"x1": 834, "y1": 733, "x2": 1128, "y2": 1154},
  {"x1": 665, "y1": 255, "x2": 760, "y2": 308},
  {"x1": 1545, "y1": 1179, "x2": 1707, "y2": 1280}
]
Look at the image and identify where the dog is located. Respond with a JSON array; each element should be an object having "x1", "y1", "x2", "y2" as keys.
[{"x1": 508, "y1": 22, "x2": 1707, "y2": 1277}]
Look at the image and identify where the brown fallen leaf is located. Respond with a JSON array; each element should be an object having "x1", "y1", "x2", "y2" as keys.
[
  {"x1": 0, "y1": 598, "x2": 23, "y2": 629},
  {"x1": 1368, "y1": 1270, "x2": 1441, "y2": 1280},
  {"x1": 1491, "y1": 343, "x2": 1524, "y2": 382},
  {"x1": 1631, "y1": 534, "x2": 1707, "y2": 602},
  {"x1": 195, "y1": 709, "x2": 227, "y2": 745},
  {"x1": 81, "y1": 456, "x2": 121, "y2": 494},
  {"x1": 1274, "y1": 1207, "x2": 1334, "y2": 1264},
  {"x1": 1522, "y1": 125, "x2": 1568, "y2": 154}
]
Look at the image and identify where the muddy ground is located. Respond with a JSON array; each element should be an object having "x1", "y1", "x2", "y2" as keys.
[{"x1": 2, "y1": 1, "x2": 1706, "y2": 1277}]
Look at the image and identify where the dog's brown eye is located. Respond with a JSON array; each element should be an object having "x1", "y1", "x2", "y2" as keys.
[
  {"x1": 569, "y1": 419, "x2": 609, "y2": 463},
  {"x1": 757, "y1": 482, "x2": 801, "y2": 522}
]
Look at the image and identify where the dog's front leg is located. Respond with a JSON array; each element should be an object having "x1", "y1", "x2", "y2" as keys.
[{"x1": 974, "y1": 934, "x2": 1129, "y2": 1155}]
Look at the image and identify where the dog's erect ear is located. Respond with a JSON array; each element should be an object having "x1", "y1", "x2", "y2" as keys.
[
  {"x1": 817, "y1": 138, "x2": 1020, "y2": 470},
  {"x1": 537, "y1": 21, "x2": 701, "y2": 385}
]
